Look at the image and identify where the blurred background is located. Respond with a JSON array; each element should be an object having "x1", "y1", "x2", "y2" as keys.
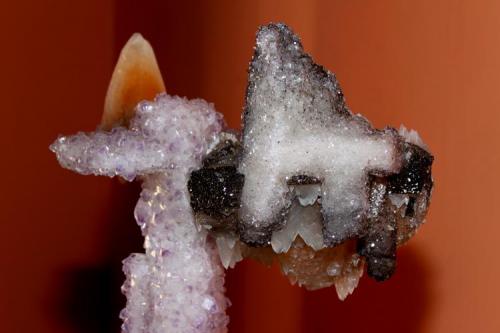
[{"x1": 2, "y1": 0, "x2": 500, "y2": 332}]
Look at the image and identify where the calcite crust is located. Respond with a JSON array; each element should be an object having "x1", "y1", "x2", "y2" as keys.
[{"x1": 189, "y1": 23, "x2": 433, "y2": 286}]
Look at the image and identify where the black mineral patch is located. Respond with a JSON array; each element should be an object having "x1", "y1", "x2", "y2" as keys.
[
  {"x1": 405, "y1": 196, "x2": 416, "y2": 217},
  {"x1": 358, "y1": 178, "x2": 397, "y2": 281},
  {"x1": 388, "y1": 143, "x2": 433, "y2": 195},
  {"x1": 188, "y1": 166, "x2": 244, "y2": 217},
  {"x1": 202, "y1": 138, "x2": 242, "y2": 168},
  {"x1": 365, "y1": 256, "x2": 396, "y2": 282},
  {"x1": 237, "y1": 222, "x2": 277, "y2": 247},
  {"x1": 188, "y1": 136, "x2": 244, "y2": 231},
  {"x1": 287, "y1": 175, "x2": 321, "y2": 185}
]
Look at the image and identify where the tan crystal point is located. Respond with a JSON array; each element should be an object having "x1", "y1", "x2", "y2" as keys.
[
  {"x1": 101, "y1": 33, "x2": 166, "y2": 130},
  {"x1": 243, "y1": 238, "x2": 364, "y2": 300},
  {"x1": 277, "y1": 238, "x2": 364, "y2": 300}
]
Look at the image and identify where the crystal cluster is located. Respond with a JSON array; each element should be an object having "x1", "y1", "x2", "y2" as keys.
[
  {"x1": 51, "y1": 23, "x2": 433, "y2": 332},
  {"x1": 189, "y1": 24, "x2": 433, "y2": 293},
  {"x1": 52, "y1": 95, "x2": 229, "y2": 332},
  {"x1": 240, "y1": 25, "x2": 398, "y2": 247}
]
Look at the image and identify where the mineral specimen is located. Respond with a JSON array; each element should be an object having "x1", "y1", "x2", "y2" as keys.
[
  {"x1": 51, "y1": 23, "x2": 433, "y2": 333},
  {"x1": 190, "y1": 23, "x2": 433, "y2": 290},
  {"x1": 52, "y1": 95, "x2": 229, "y2": 332}
]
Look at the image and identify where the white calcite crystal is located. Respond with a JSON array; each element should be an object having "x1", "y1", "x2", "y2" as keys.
[
  {"x1": 398, "y1": 125, "x2": 428, "y2": 151},
  {"x1": 271, "y1": 199, "x2": 324, "y2": 253},
  {"x1": 238, "y1": 24, "x2": 399, "y2": 247},
  {"x1": 51, "y1": 95, "x2": 229, "y2": 333}
]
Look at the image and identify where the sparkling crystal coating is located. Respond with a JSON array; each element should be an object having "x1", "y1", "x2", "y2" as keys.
[
  {"x1": 238, "y1": 23, "x2": 400, "y2": 246},
  {"x1": 51, "y1": 95, "x2": 228, "y2": 333},
  {"x1": 188, "y1": 23, "x2": 433, "y2": 287},
  {"x1": 51, "y1": 22, "x2": 434, "y2": 332}
]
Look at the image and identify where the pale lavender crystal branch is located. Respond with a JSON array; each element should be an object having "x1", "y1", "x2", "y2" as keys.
[
  {"x1": 51, "y1": 94, "x2": 229, "y2": 333},
  {"x1": 50, "y1": 95, "x2": 224, "y2": 181},
  {"x1": 50, "y1": 129, "x2": 167, "y2": 181}
]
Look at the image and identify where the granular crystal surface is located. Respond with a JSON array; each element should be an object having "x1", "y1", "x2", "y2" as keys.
[
  {"x1": 239, "y1": 24, "x2": 400, "y2": 247},
  {"x1": 189, "y1": 23, "x2": 432, "y2": 286},
  {"x1": 51, "y1": 22, "x2": 434, "y2": 333},
  {"x1": 52, "y1": 95, "x2": 228, "y2": 333}
]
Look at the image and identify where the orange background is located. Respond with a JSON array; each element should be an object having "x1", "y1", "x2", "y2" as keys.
[{"x1": 2, "y1": 1, "x2": 500, "y2": 332}]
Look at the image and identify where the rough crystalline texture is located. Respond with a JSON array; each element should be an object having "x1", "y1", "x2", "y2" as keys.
[
  {"x1": 51, "y1": 95, "x2": 229, "y2": 333},
  {"x1": 189, "y1": 23, "x2": 433, "y2": 289},
  {"x1": 239, "y1": 24, "x2": 399, "y2": 246},
  {"x1": 51, "y1": 22, "x2": 434, "y2": 333},
  {"x1": 276, "y1": 239, "x2": 364, "y2": 300}
]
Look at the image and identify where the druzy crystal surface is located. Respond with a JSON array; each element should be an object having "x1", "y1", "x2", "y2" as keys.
[
  {"x1": 52, "y1": 96, "x2": 229, "y2": 332},
  {"x1": 51, "y1": 23, "x2": 433, "y2": 332},
  {"x1": 190, "y1": 23, "x2": 433, "y2": 287},
  {"x1": 239, "y1": 24, "x2": 398, "y2": 247}
]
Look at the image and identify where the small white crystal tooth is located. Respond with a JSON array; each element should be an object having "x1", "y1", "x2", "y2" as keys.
[
  {"x1": 297, "y1": 205, "x2": 325, "y2": 251},
  {"x1": 216, "y1": 234, "x2": 243, "y2": 269},
  {"x1": 334, "y1": 256, "x2": 364, "y2": 301},
  {"x1": 271, "y1": 196, "x2": 326, "y2": 253},
  {"x1": 398, "y1": 125, "x2": 429, "y2": 151},
  {"x1": 271, "y1": 204, "x2": 300, "y2": 253},
  {"x1": 389, "y1": 193, "x2": 409, "y2": 209},
  {"x1": 294, "y1": 184, "x2": 321, "y2": 206}
]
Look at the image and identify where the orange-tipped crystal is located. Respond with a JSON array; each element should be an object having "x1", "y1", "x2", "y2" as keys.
[{"x1": 102, "y1": 33, "x2": 165, "y2": 130}]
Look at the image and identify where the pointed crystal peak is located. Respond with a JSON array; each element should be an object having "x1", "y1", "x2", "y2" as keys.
[
  {"x1": 254, "y1": 23, "x2": 303, "y2": 56},
  {"x1": 102, "y1": 33, "x2": 166, "y2": 130},
  {"x1": 245, "y1": 23, "x2": 350, "y2": 127}
]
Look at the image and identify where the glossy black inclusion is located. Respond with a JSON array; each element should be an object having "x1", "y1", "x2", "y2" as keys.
[
  {"x1": 358, "y1": 221, "x2": 397, "y2": 282},
  {"x1": 387, "y1": 142, "x2": 434, "y2": 194},
  {"x1": 357, "y1": 178, "x2": 397, "y2": 281},
  {"x1": 188, "y1": 167, "x2": 244, "y2": 217},
  {"x1": 188, "y1": 138, "x2": 244, "y2": 219},
  {"x1": 358, "y1": 143, "x2": 433, "y2": 281},
  {"x1": 287, "y1": 175, "x2": 321, "y2": 185}
]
